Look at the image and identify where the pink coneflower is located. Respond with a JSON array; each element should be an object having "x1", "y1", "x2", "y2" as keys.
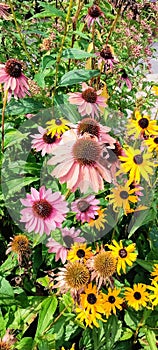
[
  {"x1": 96, "y1": 45, "x2": 118, "y2": 70},
  {"x1": 119, "y1": 69, "x2": 132, "y2": 90},
  {"x1": 0, "y1": 59, "x2": 30, "y2": 99},
  {"x1": 68, "y1": 83, "x2": 107, "y2": 119},
  {"x1": 30, "y1": 126, "x2": 61, "y2": 157},
  {"x1": 46, "y1": 227, "x2": 85, "y2": 264},
  {"x1": 85, "y1": 5, "x2": 104, "y2": 29},
  {"x1": 20, "y1": 186, "x2": 69, "y2": 235},
  {"x1": 48, "y1": 133, "x2": 112, "y2": 193},
  {"x1": 0, "y1": 3, "x2": 10, "y2": 19},
  {"x1": 71, "y1": 195, "x2": 100, "y2": 223},
  {"x1": 77, "y1": 117, "x2": 116, "y2": 149}
]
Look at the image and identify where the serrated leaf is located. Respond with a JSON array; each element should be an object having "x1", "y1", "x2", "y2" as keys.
[
  {"x1": 59, "y1": 69, "x2": 100, "y2": 87},
  {"x1": 62, "y1": 48, "x2": 96, "y2": 59}
]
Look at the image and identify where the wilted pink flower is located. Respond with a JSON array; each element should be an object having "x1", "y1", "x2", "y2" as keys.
[
  {"x1": 20, "y1": 186, "x2": 69, "y2": 235},
  {"x1": 119, "y1": 70, "x2": 132, "y2": 90},
  {"x1": 46, "y1": 227, "x2": 85, "y2": 263},
  {"x1": 0, "y1": 58, "x2": 30, "y2": 99},
  {"x1": 0, "y1": 3, "x2": 10, "y2": 19},
  {"x1": 71, "y1": 194, "x2": 100, "y2": 223},
  {"x1": 68, "y1": 83, "x2": 107, "y2": 119},
  {"x1": 30, "y1": 126, "x2": 61, "y2": 156},
  {"x1": 96, "y1": 45, "x2": 118, "y2": 70},
  {"x1": 85, "y1": 5, "x2": 104, "y2": 28},
  {"x1": 48, "y1": 132, "x2": 112, "y2": 193},
  {"x1": 76, "y1": 117, "x2": 116, "y2": 149}
]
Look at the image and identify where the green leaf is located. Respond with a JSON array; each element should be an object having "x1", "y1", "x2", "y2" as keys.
[
  {"x1": 120, "y1": 328, "x2": 133, "y2": 341},
  {"x1": 4, "y1": 177, "x2": 39, "y2": 196},
  {"x1": 59, "y1": 69, "x2": 100, "y2": 86},
  {"x1": 35, "y1": 296, "x2": 58, "y2": 337},
  {"x1": 0, "y1": 254, "x2": 18, "y2": 276},
  {"x1": 62, "y1": 48, "x2": 96, "y2": 59},
  {"x1": 42, "y1": 55, "x2": 56, "y2": 70},
  {"x1": 32, "y1": 5, "x2": 64, "y2": 19},
  {"x1": 0, "y1": 276, "x2": 14, "y2": 304},
  {"x1": 128, "y1": 209, "x2": 151, "y2": 238},
  {"x1": 136, "y1": 259, "x2": 158, "y2": 272},
  {"x1": 4, "y1": 98, "x2": 44, "y2": 116},
  {"x1": 4, "y1": 130, "x2": 29, "y2": 149},
  {"x1": 34, "y1": 70, "x2": 50, "y2": 89},
  {"x1": 16, "y1": 337, "x2": 34, "y2": 350},
  {"x1": 144, "y1": 328, "x2": 157, "y2": 350}
]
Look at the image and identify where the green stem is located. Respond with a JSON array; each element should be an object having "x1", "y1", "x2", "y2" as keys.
[
  {"x1": 8, "y1": 0, "x2": 36, "y2": 73},
  {"x1": 1, "y1": 89, "x2": 8, "y2": 153},
  {"x1": 105, "y1": 7, "x2": 121, "y2": 46},
  {"x1": 52, "y1": 0, "x2": 73, "y2": 101},
  {"x1": 68, "y1": 0, "x2": 83, "y2": 70}
]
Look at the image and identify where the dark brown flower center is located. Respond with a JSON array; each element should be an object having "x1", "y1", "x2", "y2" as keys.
[
  {"x1": 5, "y1": 59, "x2": 22, "y2": 78},
  {"x1": 77, "y1": 118, "x2": 100, "y2": 138},
  {"x1": 88, "y1": 5, "x2": 102, "y2": 18},
  {"x1": 63, "y1": 235, "x2": 74, "y2": 248},
  {"x1": 73, "y1": 138, "x2": 101, "y2": 166},
  {"x1": 77, "y1": 200, "x2": 90, "y2": 212},
  {"x1": 77, "y1": 249, "x2": 85, "y2": 258},
  {"x1": 33, "y1": 199, "x2": 52, "y2": 218},
  {"x1": 133, "y1": 154, "x2": 143, "y2": 165},
  {"x1": 82, "y1": 88, "x2": 97, "y2": 103},
  {"x1": 43, "y1": 133, "x2": 56, "y2": 144},
  {"x1": 120, "y1": 190, "x2": 129, "y2": 199},
  {"x1": 87, "y1": 293, "x2": 97, "y2": 304},
  {"x1": 138, "y1": 118, "x2": 149, "y2": 129},
  {"x1": 134, "y1": 291, "x2": 141, "y2": 300},
  {"x1": 121, "y1": 69, "x2": 128, "y2": 79},
  {"x1": 55, "y1": 119, "x2": 62, "y2": 125},
  {"x1": 108, "y1": 295, "x2": 116, "y2": 304},
  {"x1": 154, "y1": 137, "x2": 158, "y2": 144},
  {"x1": 100, "y1": 47, "x2": 113, "y2": 60},
  {"x1": 119, "y1": 248, "x2": 127, "y2": 258}
]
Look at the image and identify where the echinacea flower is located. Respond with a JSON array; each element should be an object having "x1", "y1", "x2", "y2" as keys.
[
  {"x1": 88, "y1": 209, "x2": 107, "y2": 231},
  {"x1": 46, "y1": 227, "x2": 85, "y2": 264},
  {"x1": 30, "y1": 126, "x2": 60, "y2": 156},
  {"x1": 127, "y1": 110, "x2": 158, "y2": 138},
  {"x1": 87, "y1": 249, "x2": 117, "y2": 289},
  {"x1": 103, "y1": 287, "x2": 123, "y2": 318},
  {"x1": 67, "y1": 243, "x2": 92, "y2": 262},
  {"x1": 107, "y1": 240, "x2": 138, "y2": 275},
  {"x1": 71, "y1": 194, "x2": 100, "y2": 223},
  {"x1": 151, "y1": 264, "x2": 158, "y2": 283},
  {"x1": 46, "y1": 117, "x2": 71, "y2": 138},
  {"x1": 48, "y1": 133, "x2": 112, "y2": 193},
  {"x1": 124, "y1": 284, "x2": 149, "y2": 311},
  {"x1": 6, "y1": 234, "x2": 30, "y2": 265},
  {"x1": 148, "y1": 280, "x2": 158, "y2": 306},
  {"x1": 76, "y1": 283, "x2": 105, "y2": 328},
  {"x1": 0, "y1": 329, "x2": 16, "y2": 350},
  {"x1": 20, "y1": 186, "x2": 69, "y2": 235},
  {"x1": 119, "y1": 69, "x2": 132, "y2": 90},
  {"x1": 96, "y1": 45, "x2": 118, "y2": 70},
  {"x1": 85, "y1": 5, "x2": 104, "y2": 29},
  {"x1": 144, "y1": 135, "x2": 158, "y2": 153},
  {"x1": 0, "y1": 3, "x2": 11, "y2": 20},
  {"x1": 107, "y1": 183, "x2": 139, "y2": 214},
  {"x1": 118, "y1": 145, "x2": 155, "y2": 185},
  {"x1": 68, "y1": 83, "x2": 107, "y2": 119},
  {"x1": 54, "y1": 261, "x2": 90, "y2": 296},
  {"x1": 76, "y1": 117, "x2": 116, "y2": 148},
  {"x1": 0, "y1": 59, "x2": 30, "y2": 99}
]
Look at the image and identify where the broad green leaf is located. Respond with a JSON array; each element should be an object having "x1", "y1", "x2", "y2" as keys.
[
  {"x1": 4, "y1": 130, "x2": 29, "y2": 148},
  {"x1": 136, "y1": 259, "x2": 158, "y2": 272},
  {"x1": 16, "y1": 337, "x2": 34, "y2": 350},
  {"x1": 36, "y1": 334, "x2": 56, "y2": 350},
  {"x1": 59, "y1": 69, "x2": 100, "y2": 87},
  {"x1": 120, "y1": 328, "x2": 133, "y2": 341},
  {"x1": 128, "y1": 209, "x2": 151, "y2": 238},
  {"x1": 4, "y1": 177, "x2": 39, "y2": 196},
  {"x1": 0, "y1": 254, "x2": 18, "y2": 276},
  {"x1": 62, "y1": 48, "x2": 96, "y2": 59},
  {"x1": 34, "y1": 70, "x2": 50, "y2": 89},
  {"x1": 3, "y1": 98, "x2": 44, "y2": 116},
  {"x1": 35, "y1": 296, "x2": 58, "y2": 337},
  {"x1": 0, "y1": 276, "x2": 14, "y2": 304},
  {"x1": 144, "y1": 328, "x2": 157, "y2": 350},
  {"x1": 32, "y1": 5, "x2": 64, "y2": 19},
  {"x1": 42, "y1": 55, "x2": 56, "y2": 70}
]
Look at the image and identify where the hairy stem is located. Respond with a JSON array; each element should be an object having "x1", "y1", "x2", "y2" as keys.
[
  {"x1": 52, "y1": 0, "x2": 73, "y2": 101},
  {"x1": 1, "y1": 89, "x2": 8, "y2": 153},
  {"x1": 8, "y1": 0, "x2": 36, "y2": 72}
]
